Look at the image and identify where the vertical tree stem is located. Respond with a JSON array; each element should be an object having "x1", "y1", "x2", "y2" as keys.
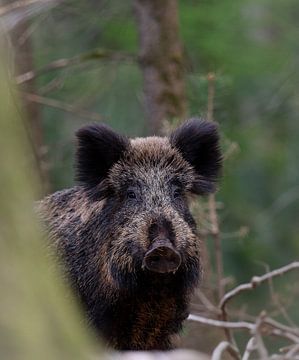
[
  {"x1": 206, "y1": 72, "x2": 224, "y2": 302},
  {"x1": 134, "y1": 0, "x2": 187, "y2": 134}
]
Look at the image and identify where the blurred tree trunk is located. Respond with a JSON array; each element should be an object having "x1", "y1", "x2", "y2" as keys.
[
  {"x1": 10, "y1": 18, "x2": 50, "y2": 194},
  {"x1": 134, "y1": 0, "x2": 187, "y2": 135}
]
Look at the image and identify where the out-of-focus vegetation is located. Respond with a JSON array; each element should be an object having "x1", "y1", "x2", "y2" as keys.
[
  {"x1": 0, "y1": 37, "x2": 98, "y2": 360},
  {"x1": 2, "y1": 0, "x2": 299, "y2": 355}
]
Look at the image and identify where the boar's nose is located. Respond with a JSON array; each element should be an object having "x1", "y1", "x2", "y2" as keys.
[{"x1": 143, "y1": 239, "x2": 181, "y2": 274}]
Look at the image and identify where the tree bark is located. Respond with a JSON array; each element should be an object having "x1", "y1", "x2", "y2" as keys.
[{"x1": 134, "y1": 0, "x2": 187, "y2": 135}]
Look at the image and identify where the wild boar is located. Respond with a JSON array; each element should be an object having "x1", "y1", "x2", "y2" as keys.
[{"x1": 39, "y1": 118, "x2": 222, "y2": 350}]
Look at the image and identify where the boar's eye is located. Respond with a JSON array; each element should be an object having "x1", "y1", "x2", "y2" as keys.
[
  {"x1": 127, "y1": 190, "x2": 137, "y2": 200},
  {"x1": 172, "y1": 187, "x2": 183, "y2": 199}
]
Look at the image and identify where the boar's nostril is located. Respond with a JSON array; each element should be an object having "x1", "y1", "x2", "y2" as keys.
[{"x1": 143, "y1": 244, "x2": 181, "y2": 274}]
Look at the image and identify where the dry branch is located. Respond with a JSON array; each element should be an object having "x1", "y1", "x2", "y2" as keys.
[
  {"x1": 111, "y1": 350, "x2": 210, "y2": 360},
  {"x1": 16, "y1": 49, "x2": 135, "y2": 84},
  {"x1": 219, "y1": 262, "x2": 299, "y2": 315},
  {"x1": 22, "y1": 92, "x2": 103, "y2": 122},
  {"x1": 188, "y1": 314, "x2": 254, "y2": 331},
  {"x1": 0, "y1": 0, "x2": 55, "y2": 16},
  {"x1": 211, "y1": 341, "x2": 240, "y2": 360},
  {"x1": 270, "y1": 328, "x2": 299, "y2": 344},
  {"x1": 242, "y1": 338, "x2": 256, "y2": 360},
  {"x1": 264, "y1": 316, "x2": 299, "y2": 337},
  {"x1": 253, "y1": 312, "x2": 269, "y2": 359},
  {"x1": 206, "y1": 72, "x2": 225, "y2": 301}
]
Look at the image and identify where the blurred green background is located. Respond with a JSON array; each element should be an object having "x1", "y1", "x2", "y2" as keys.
[{"x1": 4, "y1": 0, "x2": 299, "y2": 351}]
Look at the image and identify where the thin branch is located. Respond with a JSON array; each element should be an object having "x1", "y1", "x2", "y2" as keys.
[
  {"x1": 242, "y1": 338, "x2": 256, "y2": 360},
  {"x1": 188, "y1": 313, "x2": 299, "y2": 343},
  {"x1": 211, "y1": 341, "x2": 240, "y2": 360},
  {"x1": 270, "y1": 328, "x2": 299, "y2": 344},
  {"x1": 207, "y1": 72, "x2": 215, "y2": 122},
  {"x1": 111, "y1": 350, "x2": 211, "y2": 360},
  {"x1": 254, "y1": 312, "x2": 269, "y2": 360},
  {"x1": 194, "y1": 289, "x2": 221, "y2": 316},
  {"x1": 188, "y1": 310, "x2": 299, "y2": 358},
  {"x1": 285, "y1": 344, "x2": 299, "y2": 359},
  {"x1": 188, "y1": 314, "x2": 254, "y2": 331},
  {"x1": 38, "y1": 76, "x2": 65, "y2": 95},
  {"x1": 265, "y1": 262, "x2": 296, "y2": 327},
  {"x1": 223, "y1": 141, "x2": 240, "y2": 160},
  {"x1": 22, "y1": 92, "x2": 103, "y2": 122},
  {"x1": 0, "y1": 0, "x2": 55, "y2": 16},
  {"x1": 16, "y1": 49, "x2": 135, "y2": 84},
  {"x1": 222, "y1": 226, "x2": 249, "y2": 240},
  {"x1": 206, "y1": 72, "x2": 225, "y2": 302},
  {"x1": 206, "y1": 71, "x2": 232, "y2": 345},
  {"x1": 219, "y1": 262, "x2": 299, "y2": 316},
  {"x1": 264, "y1": 317, "x2": 299, "y2": 338},
  {"x1": 18, "y1": 12, "x2": 49, "y2": 46}
]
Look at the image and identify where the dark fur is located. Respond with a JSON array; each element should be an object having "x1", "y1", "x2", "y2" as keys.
[
  {"x1": 170, "y1": 118, "x2": 222, "y2": 194},
  {"x1": 39, "y1": 118, "x2": 222, "y2": 350}
]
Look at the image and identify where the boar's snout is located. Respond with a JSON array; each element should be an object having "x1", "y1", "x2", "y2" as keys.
[{"x1": 143, "y1": 239, "x2": 181, "y2": 274}]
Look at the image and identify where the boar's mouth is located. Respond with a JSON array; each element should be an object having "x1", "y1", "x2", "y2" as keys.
[{"x1": 142, "y1": 240, "x2": 181, "y2": 274}]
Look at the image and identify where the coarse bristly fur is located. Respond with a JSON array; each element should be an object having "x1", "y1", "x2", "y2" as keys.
[{"x1": 38, "y1": 118, "x2": 222, "y2": 350}]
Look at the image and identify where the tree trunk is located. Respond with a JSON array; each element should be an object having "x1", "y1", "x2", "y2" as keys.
[{"x1": 134, "y1": 0, "x2": 187, "y2": 135}]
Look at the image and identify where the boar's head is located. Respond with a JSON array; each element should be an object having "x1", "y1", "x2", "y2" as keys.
[{"x1": 75, "y1": 118, "x2": 222, "y2": 292}]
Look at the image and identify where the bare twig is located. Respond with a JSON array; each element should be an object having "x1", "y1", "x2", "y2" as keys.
[
  {"x1": 188, "y1": 314, "x2": 254, "y2": 331},
  {"x1": 111, "y1": 349, "x2": 210, "y2": 360},
  {"x1": 0, "y1": 0, "x2": 56, "y2": 16},
  {"x1": 285, "y1": 344, "x2": 299, "y2": 359},
  {"x1": 206, "y1": 72, "x2": 225, "y2": 302},
  {"x1": 219, "y1": 262, "x2": 299, "y2": 317},
  {"x1": 188, "y1": 312, "x2": 299, "y2": 344},
  {"x1": 264, "y1": 317, "x2": 299, "y2": 337},
  {"x1": 262, "y1": 261, "x2": 297, "y2": 327},
  {"x1": 207, "y1": 72, "x2": 215, "y2": 122},
  {"x1": 194, "y1": 289, "x2": 221, "y2": 316},
  {"x1": 38, "y1": 76, "x2": 65, "y2": 95},
  {"x1": 254, "y1": 312, "x2": 269, "y2": 360},
  {"x1": 242, "y1": 338, "x2": 256, "y2": 360},
  {"x1": 270, "y1": 328, "x2": 299, "y2": 344},
  {"x1": 212, "y1": 341, "x2": 240, "y2": 360},
  {"x1": 16, "y1": 49, "x2": 135, "y2": 84},
  {"x1": 206, "y1": 71, "x2": 234, "y2": 349},
  {"x1": 222, "y1": 227, "x2": 249, "y2": 240},
  {"x1": 223, "y1": 141, "x2": 240, "y2": 160},
  {"x1": 22, "y1": 92, "x2": 103, "y2": 122},
  {"x1": 189, "y1": 309, "x2": 299, "y2": 359},
  {"x1": 17, "y1": 13, "x2": 49, "y2": 45}
]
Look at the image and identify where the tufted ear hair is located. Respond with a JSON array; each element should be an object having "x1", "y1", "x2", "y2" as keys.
[
  {"x1": 170, "y1": 118, "x2": 223, "y2": 195},
  {"x1": 75, "y1": 124, "x2": 130, "y2": 190}
]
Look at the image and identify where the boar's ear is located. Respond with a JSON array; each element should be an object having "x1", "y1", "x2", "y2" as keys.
[
  {"x1": 75, "y1": 124, "x2": 130, "y2": 188},
  {"x1": 170, "y1": 118, "x2": 222, "y2": 195}
]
